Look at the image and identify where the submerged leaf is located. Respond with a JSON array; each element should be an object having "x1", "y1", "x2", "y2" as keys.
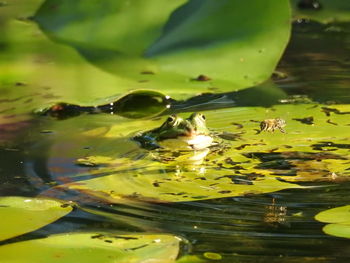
[
  {"x1": 0, "y1": 196, "x2": 72, "y2": 241},
  {"x1": 0, "y1": 233, "x2": 181, "y2": 263},
  {"x1": 112, "y1": 90, "x2": 171, "y2": 119},
  {"x1": 36, "y1": 90, "x2": 170, "y2": 120}
]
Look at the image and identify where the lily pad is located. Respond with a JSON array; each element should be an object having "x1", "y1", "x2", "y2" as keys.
[
  {"x1": 0, "y1": 233, "x2": 181, "y2": 263},
  {"x1": 0, "y1": 196, "x2": 72, "y2": 241},
  {"x1": 315, "y1": 205, "x2": 350, "y2": 224},
  {"x1": 176, "y1": 255, "x2": 207, "y2": 263},
  {"x1": 39, "y1": 104, "x2": 350, "y2": 203},
  {"x1": 315, "y1": 205, "x2": 350, "y2": 239},
  {"x1": 34, "y1": 0, "x2": 291, "y2": 99},
  {"x1": 322, "y1": 224, "x2": 350, "y2": 239},
  {"x1": 63, "y1": 168, "x2": 301, "y2": 203}
]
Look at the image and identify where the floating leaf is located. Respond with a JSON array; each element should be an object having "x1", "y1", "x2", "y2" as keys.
[
  {"x1": 0, "y1": 196, "x2": 72, "y2": 241},
  {"x1": 203, "y1": 252, "x2": 222, "y2": 260},
  {"x1": 34, "y1": 0, "x2": 291, "y2": 98},
  {"x1": 62, "y1": 168, "x2": 301, "y2": 203},
  {"x1": 40, "y1": 104, "x2": 350, "y2": 203},
  {"x1": 322, "y1": 223, "x2": 350, "y2": 239},
  {"x1": 176, "y1": 255, "x2": 207, "y2": 263},
  {"x1": 0, "y1": 233, "x2": 181, "y2": 263},
  {"x1": 315, "y1": 205, "x2": 350, "y2": 224},
  {"x1": 315, "y1": 205, "x2": 350, "y2": 239}
]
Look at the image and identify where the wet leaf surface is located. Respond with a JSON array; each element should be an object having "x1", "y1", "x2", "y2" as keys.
[
  {"x1": 39, "y1": 104, "x2": 350, "y2": 203},
  {"x1": 0, "y1": 233, "x2": 181, "y2": 263},
  {"x1": 0, "y1": 196, "x2": 72, "y2": 241}
]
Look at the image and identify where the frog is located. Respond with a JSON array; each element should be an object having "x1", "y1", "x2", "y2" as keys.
[{"x1": 133, "y1": 113, "x2": 214, "y2": 151}]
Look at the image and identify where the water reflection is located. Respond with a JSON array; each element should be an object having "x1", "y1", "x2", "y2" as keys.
[{"x1": 277, "y1": 21, "x2": 350, "y2": 104}]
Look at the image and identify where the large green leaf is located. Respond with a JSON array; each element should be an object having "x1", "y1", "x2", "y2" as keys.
[
  {"x1": 315, "y1": 205, "x2": 350, "y2": 239},
  {"x1": 0, "y1": 233, "x2": 180, "y2": 263},
  {"x1": 63, "y1": 168, "x2": 301, "y2": 203},
  {"x1": 291, "y1": 0, "x2": 350, "y2": 23},
  {"x1": 0, "y1": 18, "x2": 135, "y2": 109},
  {"x1": 0, "y1": 196, "x2": 72, "y2": 241},
  {"x1": 34, "y1": 0, "x2": 291, "y2": 98}
]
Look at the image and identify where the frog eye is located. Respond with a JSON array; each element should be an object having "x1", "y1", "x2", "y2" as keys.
[
  {"x1": 199, "y1": 114, "x2": 206, "y2": 121},
  {"x1": 167, "y1": 115, "x2": 177, "y2": 125}
]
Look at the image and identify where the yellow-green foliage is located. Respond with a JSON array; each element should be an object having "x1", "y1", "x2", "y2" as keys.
[
  {"x1": 0, "y1": 197, "x2": 72, "y2": 241},
  {"x1": 47, "y1": 104, "x2": 350, "y2": 202},
  {"x1": 0, "y1": 233, "x2": 181, "y2": 263}
]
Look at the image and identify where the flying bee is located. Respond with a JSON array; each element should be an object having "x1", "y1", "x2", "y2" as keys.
[{"x1": 260, "y1": 118, "x2": 286, "y2": 133}]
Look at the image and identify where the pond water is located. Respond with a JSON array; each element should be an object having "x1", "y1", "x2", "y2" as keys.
[{"x1": 1, "y1": 1, "x2": 350, "y2": 263}]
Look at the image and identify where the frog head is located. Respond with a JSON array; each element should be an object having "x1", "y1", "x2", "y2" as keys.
[
  {"x1": 153, "y1": 113, "x2": 213, "y2": 150},
  {"x1": 155, "y1": 113, "x2": 209, "y2": 140},
  {"x1": 134, "y1": 113, "x2": 213, "y2": 150}
]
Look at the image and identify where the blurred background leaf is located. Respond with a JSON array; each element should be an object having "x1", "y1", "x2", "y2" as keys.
[{"x1": 34, "y1": 0, "x2": 291, "y2": 99}]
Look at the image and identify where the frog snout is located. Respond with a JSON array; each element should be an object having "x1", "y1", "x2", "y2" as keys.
[{"x1": 184, "y1": 127, "x2": 197, "y2": 137}]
